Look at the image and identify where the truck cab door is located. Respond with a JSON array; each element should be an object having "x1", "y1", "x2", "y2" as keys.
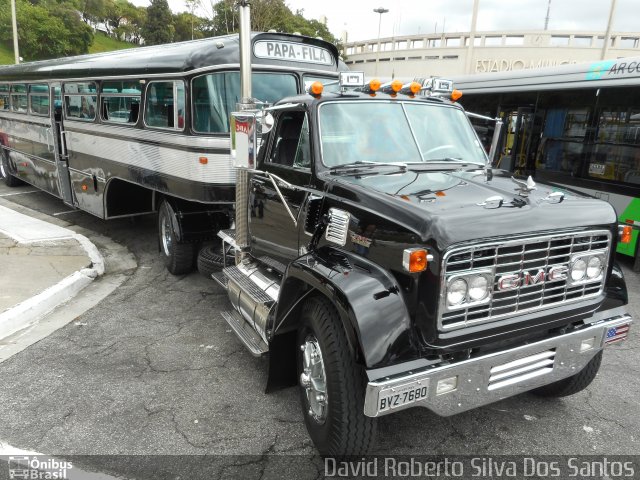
[{"x1": 249, "y1": 110, "x2": 312, "y2": 264}]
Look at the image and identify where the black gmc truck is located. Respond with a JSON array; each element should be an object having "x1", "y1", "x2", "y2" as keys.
[{"x1": 210, "y1": 75, "x2": 632, "y2": 456}]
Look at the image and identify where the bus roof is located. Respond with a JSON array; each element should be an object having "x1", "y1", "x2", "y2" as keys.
[
  {"x1": 452, "y1": 56, "x2": 640, "y2": 94},
  {"x1": 0, "y1": 32, "x2": 344, "y2": 82}
]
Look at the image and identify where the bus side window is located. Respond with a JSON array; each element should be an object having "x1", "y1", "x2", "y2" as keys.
[
  {"x1": 145, "y1": 80, "x2": 185, "y2": 131},
  {"x1": 0, "y1": 84, "x2": 9, "y2": 110}
]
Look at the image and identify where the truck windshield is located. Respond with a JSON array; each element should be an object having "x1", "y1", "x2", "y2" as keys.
[{"x1": 319, "y1": 101, "x2": 487, "y2": 167}]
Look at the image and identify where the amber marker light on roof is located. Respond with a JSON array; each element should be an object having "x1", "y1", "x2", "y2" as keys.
[
  {"x1": 391, "y1": 79, "x2": 403, "y2": 93},
  {"x1": 310, "y1": 81, "x2": 324, "y2": 96},
  {"x1": 451, "y1": 89, "x2": 463, "y2": 101},
  {"x1": 402, "y1": 248, "x2": 432, "y2": 273},
  {"x1": 409, "y1": 82, "x2": 421, "y2": 94},
  {"x1": 369, "y1": 79, "x2": 381, "y2": 92}
]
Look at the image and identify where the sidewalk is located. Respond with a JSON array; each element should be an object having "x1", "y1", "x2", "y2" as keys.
[{"x1": 0, "y1": 205, "x2": 104, "y2": 340}]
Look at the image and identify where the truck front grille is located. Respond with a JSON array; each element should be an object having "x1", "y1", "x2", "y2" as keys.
[{"x1": 439, "y1": 230, "x2": 611, "y2": 331}]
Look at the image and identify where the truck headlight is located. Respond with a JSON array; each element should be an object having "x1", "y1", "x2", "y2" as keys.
[
  {"x1": 468, "y1": 275, "x2": 490, "y2": 301},
  {"x1": 447, "y1": 278, "x2": 467, "y2": 306},
  {"x1": 570, "y1": 258, "x2": 587, "y2": 281},
  {"x1": 586, "y1": 256, "x2": 603, "y2": 279}
]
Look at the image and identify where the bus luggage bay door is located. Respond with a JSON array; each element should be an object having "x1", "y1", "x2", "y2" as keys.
[{"x1": 50, "y1": 83, "x2": 74, "y2": 206}]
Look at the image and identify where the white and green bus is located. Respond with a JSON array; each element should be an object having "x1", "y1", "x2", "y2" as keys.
[{"x1": 453, "y1": 58, "x2": 640, "y2": 270}]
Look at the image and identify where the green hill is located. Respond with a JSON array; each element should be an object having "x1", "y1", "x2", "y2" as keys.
[
  {"x1": 89, "y1": 32, "x2": 136, "y2": 54},
  {"x1": 0, "y1": 32, "x2": 135, "y2": 65}
]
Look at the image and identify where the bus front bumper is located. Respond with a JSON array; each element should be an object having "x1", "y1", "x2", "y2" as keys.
[{"x1": 363, "y1": 313, "x2": 632, "y2": 418}]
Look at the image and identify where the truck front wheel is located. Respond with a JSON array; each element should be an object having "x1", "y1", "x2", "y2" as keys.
[
  {"x1": 531, "y1": 350, "x2": 602, "y2": 398},
  {"x1": 158, "y1": 200, "x2": 195, "y2": 275},
  {"x1": 297, "y1": 296, "x2": 377, "y2": 456}
]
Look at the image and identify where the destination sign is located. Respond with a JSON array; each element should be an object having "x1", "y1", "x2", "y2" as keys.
[{"x1": 253, "y1": 40, "x2": 333, "y2": 66}]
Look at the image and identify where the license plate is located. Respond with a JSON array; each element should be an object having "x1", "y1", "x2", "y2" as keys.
[{"x1": 378, "y1": 381, "x2": 429, "y2": 413}]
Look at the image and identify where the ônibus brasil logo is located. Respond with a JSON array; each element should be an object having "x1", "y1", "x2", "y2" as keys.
[{"x1": 8, "y1": 456, "x2": 72, "y2": 479}]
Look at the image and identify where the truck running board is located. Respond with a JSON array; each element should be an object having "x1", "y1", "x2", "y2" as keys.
[{"x1": 221, "y1": 310, "x2": 268, "y2": 356}]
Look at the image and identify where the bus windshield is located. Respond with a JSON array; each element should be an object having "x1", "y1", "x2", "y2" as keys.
[
  {"x1": 319, "y1": 102, "x2": 487, "y2": 167},
  {"x1": 192, "y1": 72, "x2": 297, "y2": 133}
]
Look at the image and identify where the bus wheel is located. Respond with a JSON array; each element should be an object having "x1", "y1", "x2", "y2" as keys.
[
  {"x1": 531, "y1": 350, "x2": 602, "y2": 398},
  {"x1": 158, "y1": 200, "x2": 195, "y2": 275},
  {"x1": 297, "y1": 296, "x2": 377, "y2": 456},
  {"x1": 1, "y1": 151, "x2": 22, "y2": 187}
]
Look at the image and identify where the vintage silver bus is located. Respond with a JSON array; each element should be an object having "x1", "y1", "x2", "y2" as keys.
[{"x1": 0, "y1": 33, "x2": 345, "y2": 273}]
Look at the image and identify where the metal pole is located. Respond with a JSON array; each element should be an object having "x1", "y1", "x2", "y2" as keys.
[
  {"x1": 11, "y1": 0, "x2": 20, "y2": 64},
  {"x1": 601, "y1": 0, "x2": 617, "y2": 59},
  {"x1": 238, "y1": 0, "x2": 252, "y2": 104},
  {"x1": 373, "y1": 7, "x2": 388, "y2": 77},
  {"x1": 235, "y1": 0, "x2": 253, "y2": 253},
  {"x1": 465, "y1": 0, "x2": 479, "y2": 74},
  {"x1": 544, "y1": 0, "x2": 551, "y2": 30}
]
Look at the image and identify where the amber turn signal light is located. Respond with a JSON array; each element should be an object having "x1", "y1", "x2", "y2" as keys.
[
  {"x1": 620, "y1": 225, "x2": 633, "y2": 244},
  {"x1": 402, "y1": 248, "x2": 432, "y2": 273},
  {"x1": 451, "y1": 89, "x2": 463, "y2": 101},
  {"x1": 309, "y1": 81, "x2": 324, "y2": 96},
  {"x1": 409, "y1": 82, "x2": 421, "y2": 94}
]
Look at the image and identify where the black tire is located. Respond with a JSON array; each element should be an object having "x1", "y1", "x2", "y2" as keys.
[
  {"x1": 1, "y1": 150, "x2": 22, "y2": 187},
  {"x1": 531, "y1": 350, "x2": 603, "y2": 398},
  {"x1": 297, "y1": 296, "x2": 377, "y2": 456},
  {"x1": 196, "y1": 245, "x2": 228, "y2": 278},
  {"x1": 158, "y1": 200, "x2": 195, "y2": 275}
]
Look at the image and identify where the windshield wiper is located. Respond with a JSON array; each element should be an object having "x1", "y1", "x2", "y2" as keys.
[
  {"x1": 425, "y1": 157, "x2": 475, "y2": 164},
  {"x1": 329, "y1": 161, "x2": 407, "y2": 175}
]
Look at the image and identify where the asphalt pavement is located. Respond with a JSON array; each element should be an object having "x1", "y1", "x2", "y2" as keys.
[{"x1": 0, "y1": 181, "x2": 638, "y2": 480}]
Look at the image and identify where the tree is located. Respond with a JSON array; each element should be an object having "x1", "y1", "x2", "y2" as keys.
[
  {"x1": 173, "y1": 12, "x2": 205, "y2": 42},
  {"x1": 208, "y1": 0, "x2": 338, "y2": 46},
  {"x1": 142, "y1": 0, "x2": 174, "y2": 45},
  {"x1": 0, "y1": 0, "x2": 94, "y2": 61}
]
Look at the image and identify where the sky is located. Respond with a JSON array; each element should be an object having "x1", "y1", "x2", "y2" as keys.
[{"x1": 135, "y1": 0, "x2": 639, "y2": 42}]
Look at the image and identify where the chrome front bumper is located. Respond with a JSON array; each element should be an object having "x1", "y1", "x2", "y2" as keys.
[{"x1": 364, "y1": 313, "x2": 632, "y2": 418}]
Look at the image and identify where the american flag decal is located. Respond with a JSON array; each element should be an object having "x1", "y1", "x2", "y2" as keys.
[{"x1": 605, "y1": 324, "x2": 630, "y2": 344}]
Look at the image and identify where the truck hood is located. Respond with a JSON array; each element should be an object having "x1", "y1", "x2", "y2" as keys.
[{"x1": 321, "y1": 167, "x2": 617, "y2": 249}]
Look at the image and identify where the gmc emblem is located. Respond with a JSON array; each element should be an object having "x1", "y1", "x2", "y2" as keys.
[{"x1": 497, "y1": 266, "x2": 568, "y2": 291}]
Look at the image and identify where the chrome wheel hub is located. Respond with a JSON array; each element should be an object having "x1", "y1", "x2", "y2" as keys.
[
  {"x1": 300, "y1": 335, "x2": 328, "y2": 424},
  {"x1": 161, "y1": 214, "x2": 172, "y2": 256}
]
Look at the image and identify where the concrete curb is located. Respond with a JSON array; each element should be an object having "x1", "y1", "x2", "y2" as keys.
[{"x1": 0, "y1": 207, "x2": 105, "y2": 340}]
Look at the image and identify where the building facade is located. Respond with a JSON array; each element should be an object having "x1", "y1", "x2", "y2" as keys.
[{"x1": 343, "y1": 30, "x2": 640, "y2": 80}]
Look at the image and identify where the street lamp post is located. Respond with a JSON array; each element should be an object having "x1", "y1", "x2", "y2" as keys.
[
  {"x1": 11, "y1": 0, "x2": 20, "y2": 64},
  {"x1": 373, "y1": 7, "x2": 388, "y2": 77}
]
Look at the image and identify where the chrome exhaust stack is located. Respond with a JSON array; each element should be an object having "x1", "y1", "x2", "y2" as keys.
[{"x1": 233, "y1": 0, "x2": 254, "y2": 254}]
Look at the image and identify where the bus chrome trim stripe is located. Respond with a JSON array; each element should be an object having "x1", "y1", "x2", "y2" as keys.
[
  {"x1": 65, "y1": 129, "x2": 234, "y2": 184},
  {"x1": 0, "y1": 111, "x2": 52, "y2": 126},
  {"x1": 63, "y1": 121, "x2": 229, "y2": 151}
]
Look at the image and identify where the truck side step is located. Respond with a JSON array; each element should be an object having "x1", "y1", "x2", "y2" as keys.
[
  {"x1": 221, "y1": 310, "x2": 268, "y2": 356},
  {"x1": 258, "y1": 256, "x2": 286, "y2": 275},
  {"x1": 223, "y1": 265, "x2": 275, "y2": 304},
  {"x1": 218, "y1": 229, "x2": 238, "y2": 249},
  {"x1": 211, "y1": 271, "x2": 227, "y2": 290}
]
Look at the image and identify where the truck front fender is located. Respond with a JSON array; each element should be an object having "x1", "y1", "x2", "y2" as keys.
[{"x1": 274, "y1": 248, "x2": 416, "y2": 369}]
